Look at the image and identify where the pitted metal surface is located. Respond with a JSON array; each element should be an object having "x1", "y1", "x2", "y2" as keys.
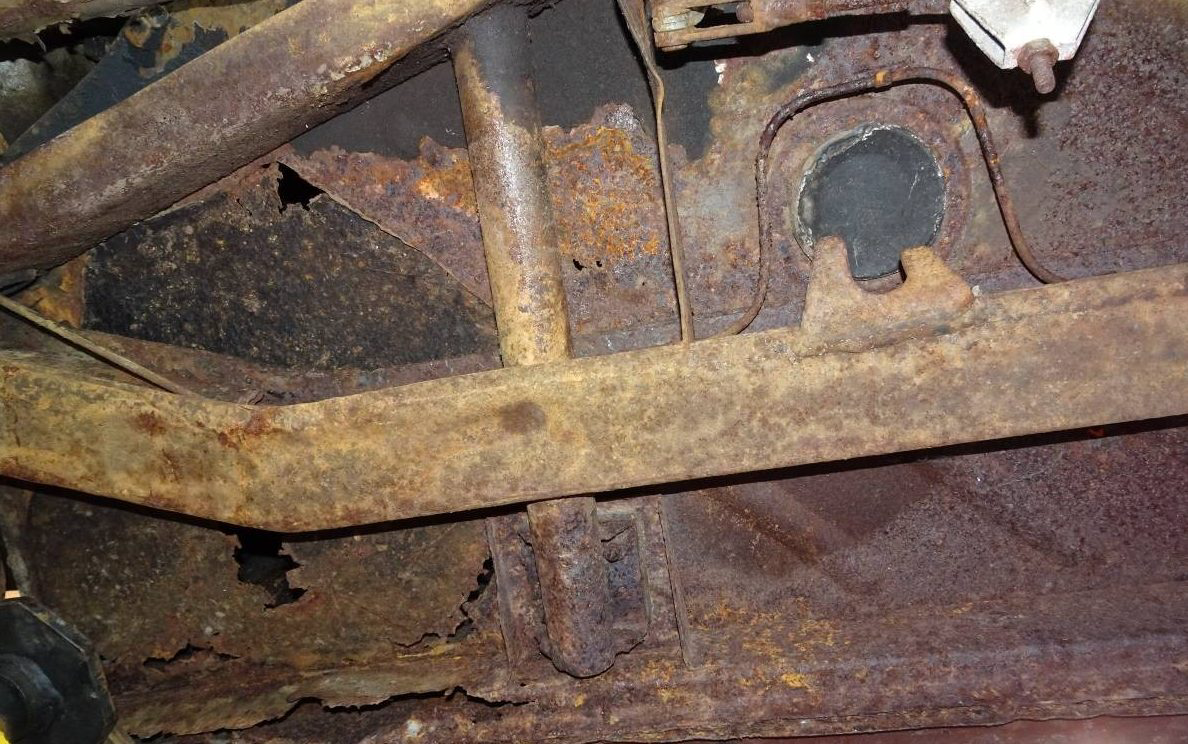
[{"x1": 0, "y1": 0, "x2": 1184, "y2": 741}]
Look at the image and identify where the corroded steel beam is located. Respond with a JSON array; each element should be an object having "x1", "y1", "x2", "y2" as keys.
[
  {"x1": 0, "y1": 0, "x2": 158, "y2": 38},
  {"x1": 652, "y1": 0, "x2": 947, "y2": 49},
  {"x1": 0, "y1": 0, "x2": 488, "y2": 275},
  {"x1": 0, "y1": 249, "x2": 1184, "y2": 532},
  {"x1": 454, "y1": 7, "x2": 616, "y2": 679}
]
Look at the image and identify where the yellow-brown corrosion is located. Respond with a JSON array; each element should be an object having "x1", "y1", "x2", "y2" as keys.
[
  {"x1": 453, "y1": 10, "x2": 571, "y2": 366},
  {"x1": 0, "y1": 251, "x2": 1182, "y2": 532},
  {"x1": 124, "y1": 0, "x2": 288, "y2": 77},
  {"x1": 545, "y1": 126, "x2": 665, "y2": 263}
]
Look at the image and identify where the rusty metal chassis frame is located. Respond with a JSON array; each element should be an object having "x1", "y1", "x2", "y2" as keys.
[
  {"x1": 2, "y1": 248, "x2": 1184, "y2": 532},
  {"x1": 0, "y1": 0, "x2": 1183, "y2": 535}
]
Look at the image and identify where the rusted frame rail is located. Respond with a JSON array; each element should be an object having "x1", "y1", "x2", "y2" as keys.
[
  {"x1": 1, "y1": 248, "x2": 1183, "y2": 532},
  {"x1": 0, "y1": 0, "x2": 162, "y2": 38},
  {"x1": 0, "y1": 0, "x2": 491, "y2": 275}
]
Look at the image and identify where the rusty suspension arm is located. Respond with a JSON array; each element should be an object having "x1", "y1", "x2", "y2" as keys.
[
  {"x1": 0, "y1": 0, "x2": 489, "y2": 276},
  {"x1": 0, "y1": 250, "x2": 1183, "y2": 533},
  {"x1": 0, "y1": 0, "x2": 163, "y2": 38}
]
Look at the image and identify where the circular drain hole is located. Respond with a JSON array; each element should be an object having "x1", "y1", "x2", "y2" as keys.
[{"x1": 797, "y1": 124, "x2": 945, "y2": 281}]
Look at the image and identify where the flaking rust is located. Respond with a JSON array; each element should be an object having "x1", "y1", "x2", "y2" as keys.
[
  {"x1": 278, "y1": 105, "x2": 678, "y2": 338},
  {"x1": 1, "y1": 2, "x2": 1185, "y2": 741}
]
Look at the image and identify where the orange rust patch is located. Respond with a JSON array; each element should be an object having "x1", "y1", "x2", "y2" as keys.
[
  {"x1": 133, "y1": 412, "x2": 168, "y2": 436},
  {"x1": 217, "y1": 410, "x2": 280, "y2": 449},
  {"x1": 544, "y1": 126, "x2": 665, "y2": 265},
  {"x1": 415, "y1": 152, "x2": 478, "y2": 215}
]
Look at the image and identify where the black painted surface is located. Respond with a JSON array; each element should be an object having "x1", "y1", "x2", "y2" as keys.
[
  {"x1": 295, "y1": 0, "x2": 720, "y2": 159},
  {"x1": 291, "y1": 59, "x2": 467, "y2": 159},
  {"x1": 85, "y1": 175, "x2": 497, "y2": 369},
  {"x1": 798, "y1": 125, "x2": 945, "y2": 280}
]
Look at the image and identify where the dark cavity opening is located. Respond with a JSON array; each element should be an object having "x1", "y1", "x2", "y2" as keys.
[
  {"x1": 276, "y1": 163, "x2": 323, "y2": 212},
  {"x1": 798, "y1": 125, "x2": 945, "y2": 280},
  {"x1": 233, "y1": 530, "x2": 305, "y2": 608},
  {"x1": 694, "y1": 2, "x2": 745, "y2": 27}
]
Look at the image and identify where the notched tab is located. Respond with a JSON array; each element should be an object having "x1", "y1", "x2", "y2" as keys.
[{"x1": 800, "y1": 237, "x2": 974, "y2": 349}]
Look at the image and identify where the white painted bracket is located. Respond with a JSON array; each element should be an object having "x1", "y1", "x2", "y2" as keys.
[{"x1": 950, "y1": 0, "x2": 1101, "y2": 69}]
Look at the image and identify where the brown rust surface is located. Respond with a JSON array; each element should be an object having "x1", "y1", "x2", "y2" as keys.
[
  {"x1": 800, "y1": 239, "x2": 973, "y2": 347},
  {"x1": 278, "y1": 105, "x2": 678, "y2": 340},
  {"x1": 11, "y1": 420, "x2": 1185, "y2": 740},
  {"x1": 160, "y1": 580, "x2": 1188, "y2": 741},
  {"x1": 0, "y1": 0, "x2": 158, "y2": 38},
  {"x1": 2, "y1": 3, "x2": 1186, "y2": 741},
  {"x1": 83, "y1": 161, "x2": 497, "y2": 370},
  {"x1": 9, "y1": 489, "x2": 501, "y2": 736},
  {"x1": 651, "y1": 0, "x2": 945, "y2": 50},
  {"x1": 276, "y1": 142, "x2": 493, "y2": 305},
  {"x1": 0, "y1": 0, "x2": 489, "y2": 274},
  {"x1": 526, "y1": 498, "x2": 616, "y2": 677},
  {"x1": 1, "y1": 253, "x2": 1184, "y2": 531},
  {"x1": 149, "y1": 414, "x2": 1188, "y2": 741},
  {"x1": 453, "y1": 4, "x2": 571, "y2": 366},
  {"x1": 14, "y1": 254, "x2": 88, "y2": 328},
  {"x1": 655, "y1": 1, "x2": 1188, "y2": 330},
  {"x1": 16, "y1": 493, "x2": 491, "y2": 668}
]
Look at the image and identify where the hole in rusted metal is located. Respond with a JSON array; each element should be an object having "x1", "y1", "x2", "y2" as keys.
[
  {"x1": 449, "y1": 556, "x2": 495, "y2": 642},
  {"x1": 695, "y1": 3, "x2": 745, "y2": 28},
  {"x1": 143, "y1": 644, "x2": 238, "y2": 670},
  {"x1": 275, "y1": 163, "x2": 323, "y2": 212},
  {"x1": 233, "y1": 530, "x2": 305, "y2": 608}
]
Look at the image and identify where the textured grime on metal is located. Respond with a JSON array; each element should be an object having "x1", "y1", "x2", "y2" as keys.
[
  {"x1": 0, "y1": 0, "x2": 159, "y2": 38},
  {"x1": 8, "y1": 419, "x2": 1187, "y2": 740},
  {"x1": 84, "y1": 161, "x2": 497, "y2": 370},
  {"x1": 0, "y1": 2, "x2": 1185, "y2": 741},
  {"x1": 526, "y1": 498, "x2": 616, "y2": 677},
  {"x1": 15, "y1": 492, "x2": 492, "y2": 662},
  {"x1": 276, "y1": 141, "x2": 493, "y2": 305},
  {"x1": 453, "y1": 4, "x2": 571, "y2": 366},
  {"x1": 0, "y1": 251, "x2": 1184, "y2": 531},
  {"x1": 141, "y1": 421, "x2": 1188, "y2": 742},
  {"x1": 6, "y1": 466, "x2": 501, "y2": 736},
  {"x1": 278, "y1": 105, "x2": 676, "y2": 340},
  {"x1": 159, "y1": 580, "x2": 1188, "y2": 742},
  {"x1": 0, "y1": 0, "x2": 490, "y2": 274}
]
